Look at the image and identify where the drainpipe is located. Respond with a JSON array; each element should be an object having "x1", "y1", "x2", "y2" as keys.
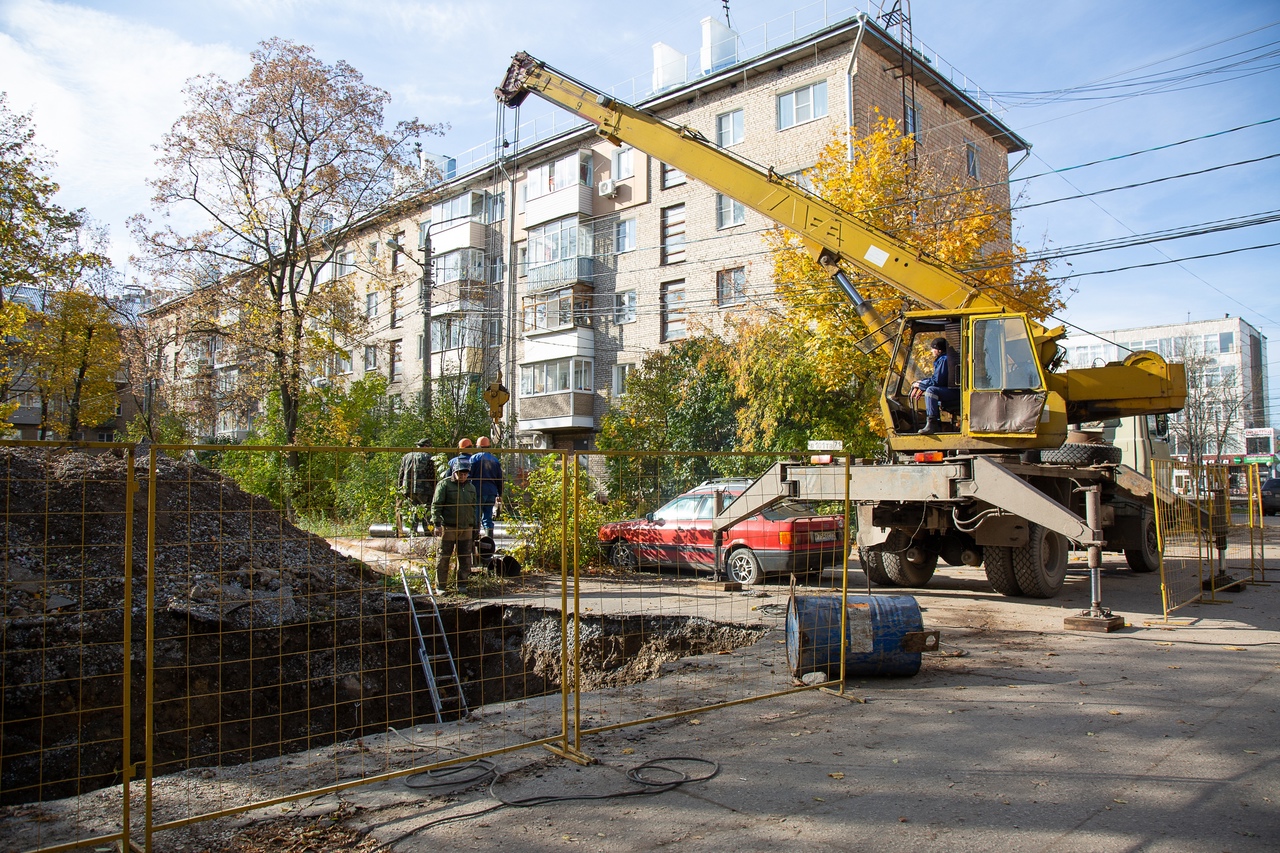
[{"x1": 846, "y1": 12, "x2": 868, "y2": 162}]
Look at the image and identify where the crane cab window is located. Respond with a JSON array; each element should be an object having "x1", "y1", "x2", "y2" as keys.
[{"x1": 972, "y1": 317, "x2": 1042, "y2": 391}]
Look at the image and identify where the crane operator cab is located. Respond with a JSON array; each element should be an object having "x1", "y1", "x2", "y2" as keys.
[{"x1": 883, "y1": 309, "x2": 1062, "y2": 455}]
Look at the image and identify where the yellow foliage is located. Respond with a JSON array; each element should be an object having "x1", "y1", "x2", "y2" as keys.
[{"x1": 769, "y1": 113, "x2": 1062, "y2": 433}]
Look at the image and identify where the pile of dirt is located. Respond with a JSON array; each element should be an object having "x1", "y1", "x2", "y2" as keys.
[{"x1": 0, "y1": 447, "x2": 397, "y2": 804}]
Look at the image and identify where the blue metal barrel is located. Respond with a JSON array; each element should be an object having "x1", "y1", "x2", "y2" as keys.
[{"x1": 786, "y1": 594, "x2": 926, "y2": 678}]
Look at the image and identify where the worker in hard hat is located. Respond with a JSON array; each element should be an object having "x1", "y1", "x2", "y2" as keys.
[
  {"x1": 431, "y1": 455, "x2": 480, "y2": 593},
  {"x1": 469, "y1": 436, "x2": 504, "y2": 540}
]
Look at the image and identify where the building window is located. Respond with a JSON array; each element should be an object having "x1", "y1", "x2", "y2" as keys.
[
  {"x1": 336, "y1": 350, "x2": 352, "y2": 374},
  {"x1": 527, "y1": 216, "x2": 592, "y2": 272},
  {"x1": 662, "y1": 280, "x2": 686, "y2": 341},
  {"x1": 716, "y1": 109, "x2": 744, "y2": 147},
  {"x1": 417, "y1": 334, "x2": 424, "y2": 360},
  {"x1": 523, "y1": 287, "x2": 592, "y2": 333},
  {"x1": 336, "y1": 250, "x2": 354, "y2": 278},
  {"x1": 431, "y1": 316, "x2": 481, "y2": 351},
  {"x1": 390, "y1": 286, "x2": 401, "y2": 328},
  {"x1": 615, "y1": 218, "x2": 636, "y2": 253},
  {"x1": 430, "y1": 191, "x2": 487, "y2": 225},
  {"x1": 526, "y1": 151, "x2": 593, "y2": 201},
  {"x1": 418, "y1": 220, "x2": 430, "y2": 249},
  {"x1": 432, "y1": 248, "x2": 486, "y2": 284},
  {"x1": 612, "y1": 145, "x2": 634, "y2": 180},
  {"x1": 520, "y1": 357, "x2": 594, "y2": 396},
  {"x1": 363, "y1": 345, "x2": 378, "y2": 371},
  {"x1": 965, "y1": 141, "x2": 980, "y2": 180},
  {"x1": 390, "y1": 231, "x2": 404, "y2": 271},
  {"x1": 660, "y1": 163, "x2": 686, "y2": 189},
  {"x1": 365, "y1": 291, "x2": 378, "y2": 320},
  {"x1": 716, "y1": 194, "x2": 745, "y2": 230},
  {"x1": 389, "y1": 340, "x2": 403, "y2": 380},
  {"x1": 660, "y1": 205, "x2": 686, "y2": 265},
  {"x1": 614, "y1": 290, "x2": 637, "y2": 324},
  {"x1": 366, "y1": 241, "x2": 379, "y2": 263},
  {"x1": 904, "y1": 98, "x2": 919, "y2": 137},
  {"x1": 777, "y1": 80, "x2": 828, "y2": 130},
  {"x1": 613, "y1": 363, "x2": 634, "y2": 398},
  {"x1": 717, "y1": 267, "x2": 746, "y2": 307}
]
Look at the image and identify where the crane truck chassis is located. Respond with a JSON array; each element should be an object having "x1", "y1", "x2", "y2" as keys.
[{"x1": 496, "y1": 52, "x2": 1187, "y2": 599}]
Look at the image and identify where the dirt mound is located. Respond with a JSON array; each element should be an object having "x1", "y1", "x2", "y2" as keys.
[{"x1": 1, "y1": 447, "x2": 394, "y2": 804}]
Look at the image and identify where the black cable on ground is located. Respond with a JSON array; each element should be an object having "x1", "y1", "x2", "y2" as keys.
[{"x1": 368, "y1": 753, "x2": 720, "y2": 850}]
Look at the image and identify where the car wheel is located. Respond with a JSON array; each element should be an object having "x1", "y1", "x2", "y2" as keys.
[
  {"x1": 858, "y1": 547, "x2": 900, "y2": 587},
  {"x1": 726, "y1": 547, "x2": 763, "y2": 586},
  {"x1": 609, "y1": 540, "x2": 637, "y2": 569},
  {"x1": 983, "y1": 545, "x2": 1022, "y2": 596},
  {"x1": 1011, "y1": 523, "x2": 1069, "y2": 598},
  {"x1": 1124, "y1": 511, "x2": 1159, "y2": 573}
]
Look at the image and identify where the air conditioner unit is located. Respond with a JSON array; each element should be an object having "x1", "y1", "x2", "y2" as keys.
[
  {"x1": 598, "y1": 179, "x2": 618, "y2": 198},
  {"x1": 532, "y1": 433, "x2": 550, "y2": 450}
]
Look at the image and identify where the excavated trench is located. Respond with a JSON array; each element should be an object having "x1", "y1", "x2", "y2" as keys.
[
  {"x1": 0, "y1": 447, "x2": 765, "y2": 805},
  {"x1": 1, "y1": 601, "x2": 764, "y2": 805}
]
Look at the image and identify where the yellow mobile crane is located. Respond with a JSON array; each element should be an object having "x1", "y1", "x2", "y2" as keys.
[{"x1": 497, "y1": 53, "x2": 1185, "y2": 601}]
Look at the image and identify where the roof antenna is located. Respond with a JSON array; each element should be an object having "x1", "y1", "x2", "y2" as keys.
[{"x1": 722, "y1": 0, "x2": 732, "y2": 28}]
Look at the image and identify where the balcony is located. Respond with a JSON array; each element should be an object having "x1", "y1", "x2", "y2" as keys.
[
  {"x1": 527, "y1": 256, "x2": 594, "y2": 293},
  {"x1": 525, "y1": 183, "x2": 593, "y2": 229},
  {"x1": 518, "y1": 391, "x2": 596, "y2": 431},
  {"x1": 430, "y1": 219, "x2": 489, "y2": 254}
]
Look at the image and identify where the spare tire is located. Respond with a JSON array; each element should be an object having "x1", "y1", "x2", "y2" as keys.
[{"x1": 1041, "y1": 442, "x2": 1123, "y2": 466}]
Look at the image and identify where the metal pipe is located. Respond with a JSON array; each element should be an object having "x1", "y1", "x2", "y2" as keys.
[{"x1": 1084, "y1": 484, "x2": 1104, "y2": 615}]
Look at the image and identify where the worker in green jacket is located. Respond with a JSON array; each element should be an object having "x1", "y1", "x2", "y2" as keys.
[{"x1": 431, "y1": 456, "x2": 480, "y2": 592}]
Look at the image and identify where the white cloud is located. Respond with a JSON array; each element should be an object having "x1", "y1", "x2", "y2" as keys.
[{"x1": 1, "y1": 0, "x2": 246, "y2": 267}]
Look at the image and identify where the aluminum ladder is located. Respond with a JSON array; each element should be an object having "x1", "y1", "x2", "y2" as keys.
[{"x1": 399, "y1": 566, "x2": 468, "y2": 723}]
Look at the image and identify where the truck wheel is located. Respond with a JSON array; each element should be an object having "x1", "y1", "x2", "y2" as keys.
[
  {"x1": 726, "y1": 547, "x2": 763, "y2": 585},
  {"x1": 1011, "y1": 523, "x2": 1069, "y2": 598},
  {"x1": 1124, "y1": 511, "x2": 1160, "y2": 573},
  {"x1": 883, "y1": 549, "x2": 938, "y2": 587},
  {"x1": 982, "y1": 545, "x2": 1023, "y2": 596},
  {"x1": 858, "y1": 548, "x2": 898, "y2": 586},
  {"x1": 1041, "y1": 443, "x2": 1123, "y2": 466},
  {"x1": 610, "y1": 541, "x2": 638, "y2": 569}
]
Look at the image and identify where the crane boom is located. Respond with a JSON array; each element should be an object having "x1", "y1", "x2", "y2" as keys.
[{"x1": 496, "y1": 52, "x2": 1186, "y2": 452}]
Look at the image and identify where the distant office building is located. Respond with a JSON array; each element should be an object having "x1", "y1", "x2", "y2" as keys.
[{"x1": 1063, "y1": 316, "x2": 1271, "y2": 469}]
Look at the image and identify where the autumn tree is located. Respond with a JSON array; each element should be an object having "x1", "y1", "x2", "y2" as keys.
[
  {"x1": 596, "y1": 337, "x2": 739, "y2": 506},
  {"x1": 132, "y1": 39, "x2": 443, "y2": 455},
  {"x1": 769, "y1": 115, "x2": 1062, "y2": 438},
  {"x1": 1167, "y1": 345, "x2": 1250, "y2": 470},
  {"x1": 1, "y1": 94, "x2": 111, "y2": 424}
]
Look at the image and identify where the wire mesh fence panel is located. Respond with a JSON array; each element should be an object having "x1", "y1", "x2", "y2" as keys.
[
  {"x1": 1238, "y1": 464, "x2": 1268, "y2": 582},
  {"x1": 567, "y1": 450, "x2": 842, "y2": 748},
  {"x1": 1150, "y1": 458, "x2": 1213, "y2": 616},
  {"x1": 135, "y1": 444, "x2": 571, "y2": 849},
  {"x1": 0, "y1": 442, "x2": 136, "y2": 853}
]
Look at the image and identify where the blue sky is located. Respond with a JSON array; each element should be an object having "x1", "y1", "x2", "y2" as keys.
[{"x1": 3, "y1": 0, "x2": 1278, "y2": 417}]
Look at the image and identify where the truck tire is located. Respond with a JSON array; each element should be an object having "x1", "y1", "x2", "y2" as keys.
[
  {"x1": 1041, "y1": 442, "x2": 1123, "y2": 466},
  {"x1": 1124, "y1": 511, "x2": 1160, "y2": 573},
  {"x1": 883, "y1": 549, "x2": 938, "y2": 587},
  {"x1": 1011, "y1": 523, "x2": 1069, "y2": 598},
  {"x1": 858, "y1": 547, "x2": 898, "y2": 587},
  {"x1": 982, "y1": 545, "x2": 1023, "y2": 596}
]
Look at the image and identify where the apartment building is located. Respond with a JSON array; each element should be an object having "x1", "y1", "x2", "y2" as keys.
[
  {"x1": 1062, "y1": 316, "x2": 1272, "y2": 465},
  {"x1": 152, "y1": 10, "x2": 1026, "y2": 448},
  {"x1": 315, "y1": 11, "x2": 1024, "y2": 453}
]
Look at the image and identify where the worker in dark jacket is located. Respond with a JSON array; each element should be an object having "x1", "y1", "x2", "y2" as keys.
[
  {"x1": 910, "y1": 337, "x2": 960, "y2": 434},
  {"x1": 469, "y1": 436, "x2": 504, "y2": 539},
  {"x1": 431, "y1": 456, "x2": 480, "y2": 592}
]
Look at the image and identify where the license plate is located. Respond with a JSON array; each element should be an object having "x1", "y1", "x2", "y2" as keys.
[{"x1": 810, "y1": 530, "x2": 838, "y2": 542}]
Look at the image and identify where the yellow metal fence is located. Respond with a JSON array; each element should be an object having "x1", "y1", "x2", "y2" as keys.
[
  {"x1": 0, "y1": 443, "x2": 853, "y2": 853},
  {"x1": 1149, "y1": 459, "x2": 1269, "y2": 620}
]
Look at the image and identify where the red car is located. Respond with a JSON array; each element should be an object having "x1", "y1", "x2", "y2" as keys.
[{"x1": 598, "y1": 479, "x2": 845, "y2": 585}]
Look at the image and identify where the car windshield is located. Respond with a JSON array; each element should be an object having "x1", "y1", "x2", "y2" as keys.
[{"x1": 1264, "y1": 479, "x2": 1280, "y2": 490}]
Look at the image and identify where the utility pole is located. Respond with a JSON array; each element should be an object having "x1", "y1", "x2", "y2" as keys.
[{"x1": 387, "y1": 235, "x2": 434, "y2": 420}]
